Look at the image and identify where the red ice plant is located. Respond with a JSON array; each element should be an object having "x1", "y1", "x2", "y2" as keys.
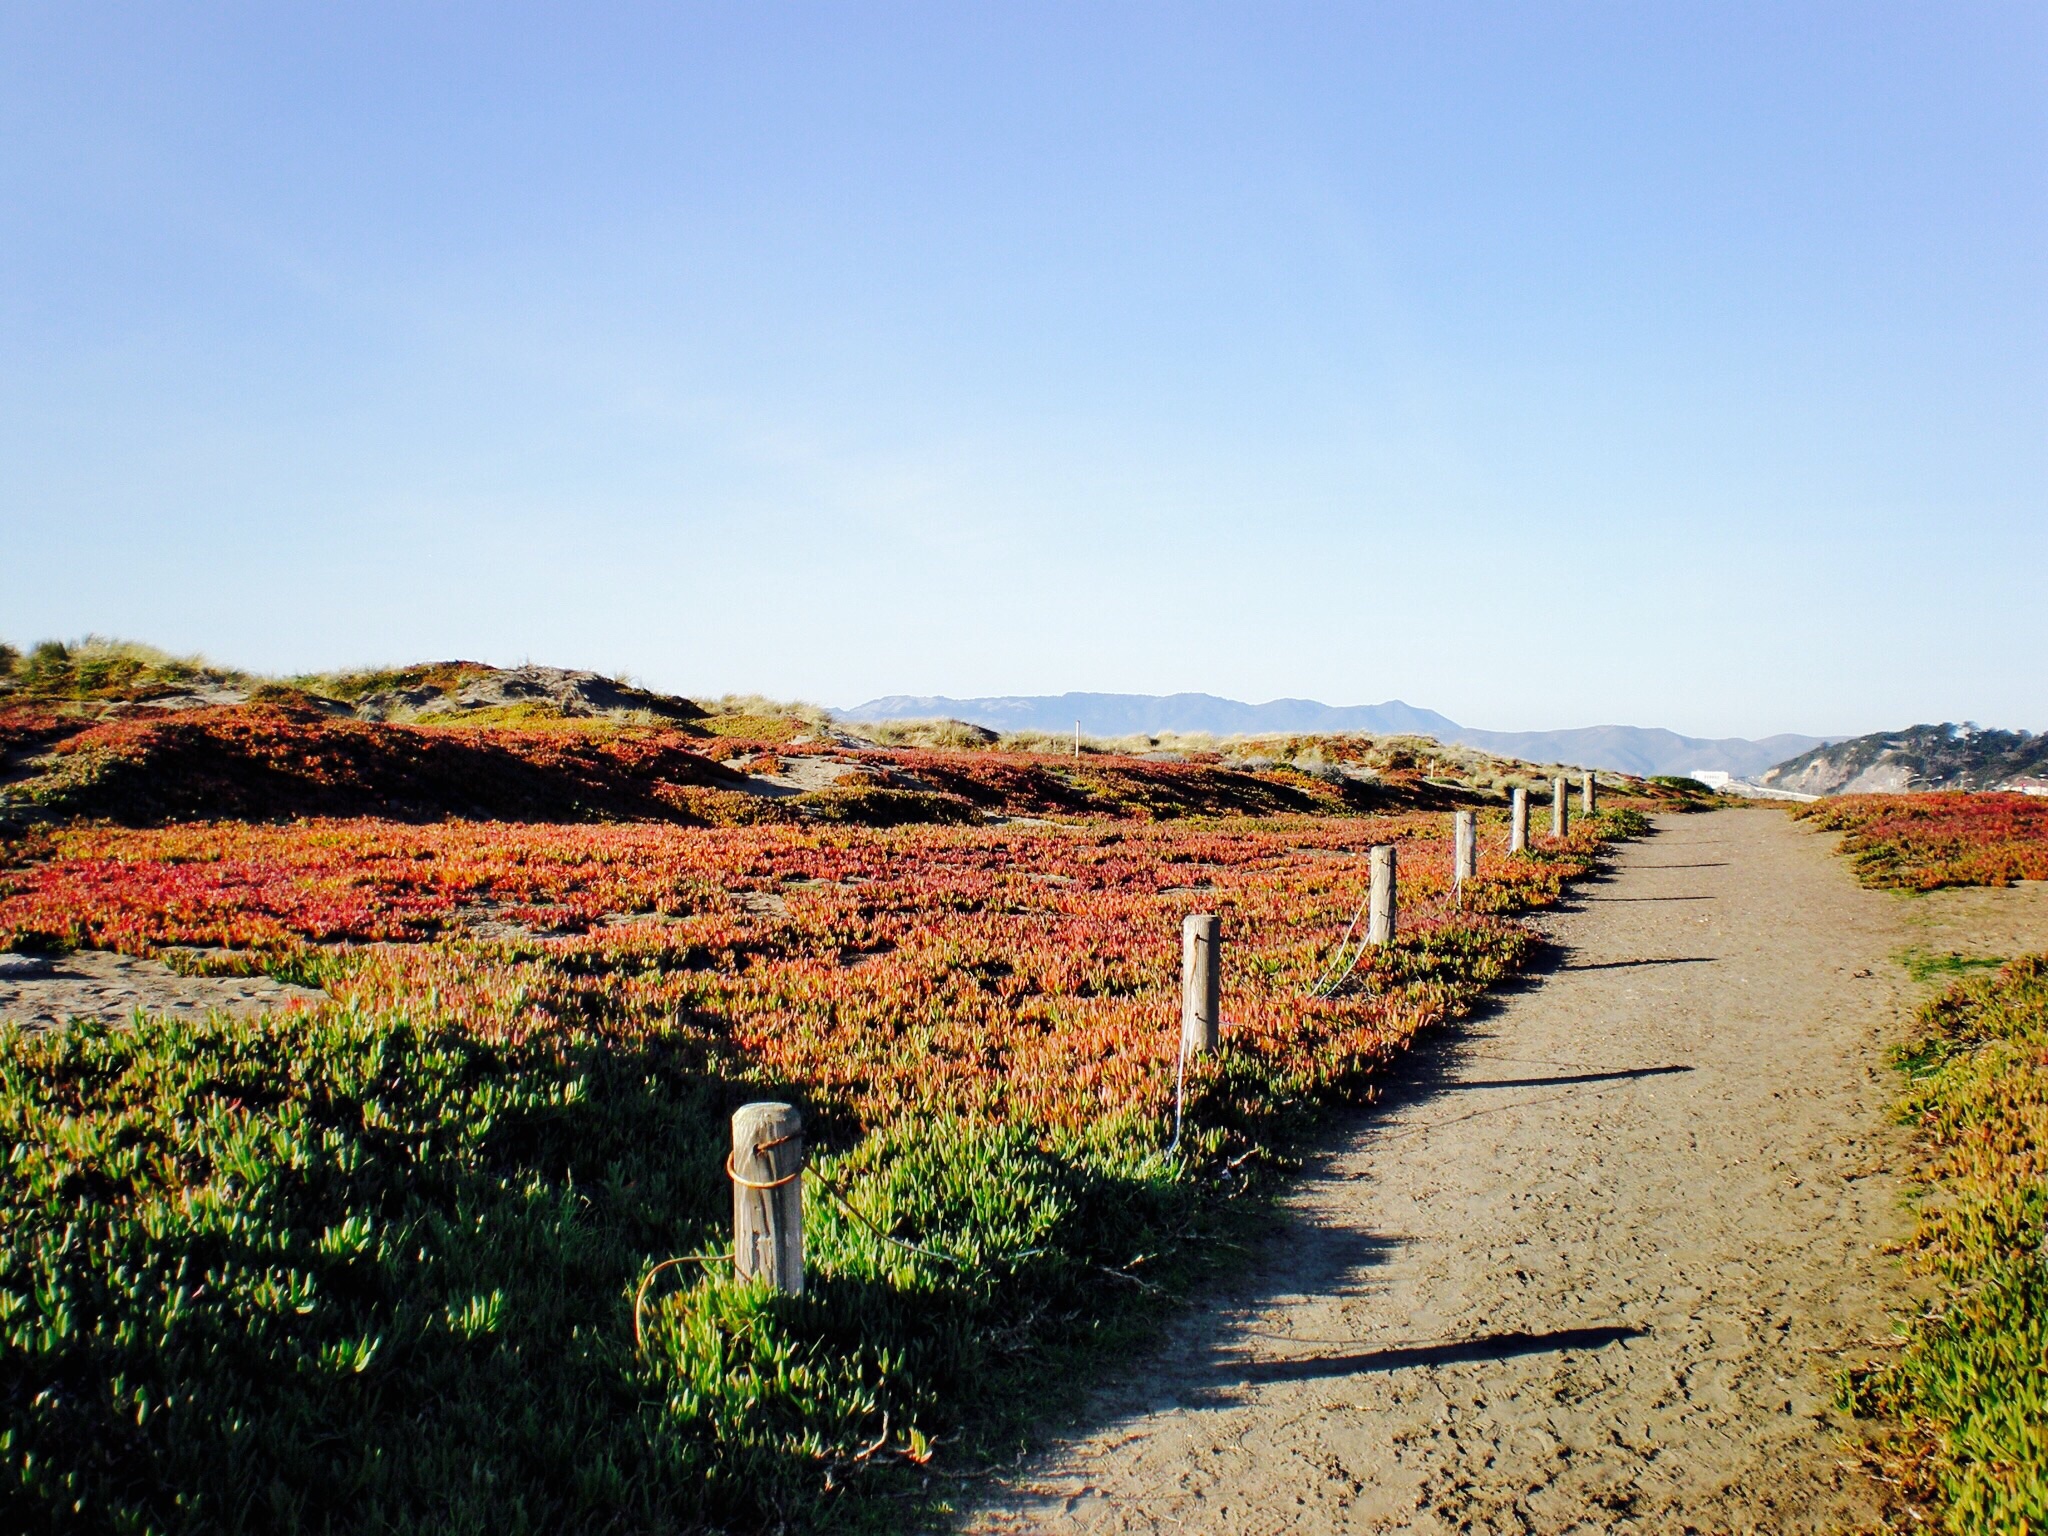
[
  {"x1": 2, "y1": 812, "x2": 1608, "y2": 1139},
  {"x1": 1795, "y1": 792, "x2": 2048, "y2": 890}
]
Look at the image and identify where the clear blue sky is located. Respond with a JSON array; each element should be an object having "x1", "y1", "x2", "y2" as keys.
[{"x1": 3, "y1": 4, "x2": 2041, "y2": 737}]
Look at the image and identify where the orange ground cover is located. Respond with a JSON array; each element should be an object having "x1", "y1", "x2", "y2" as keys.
[
  {"x1": 1795, "y1": 793, "x2": 2048, "y2": 890},
  {"x1": 1, "y1": 812, "x2": 1603, "y2": 1139}
]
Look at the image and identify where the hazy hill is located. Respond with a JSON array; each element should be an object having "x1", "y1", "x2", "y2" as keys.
[
  {"x1": 1760, "y1": 723, "x2": 2048, "y2": 796},
  {"x1": 845, "y1": 692, "x2": 1827, "y2": 777},
  {"x1": 846, "y1": 692, "x2": 1462, "y2": 741},
  {"x1": 1452, "y1": 724, "x2": 1830, "y2": 780}
]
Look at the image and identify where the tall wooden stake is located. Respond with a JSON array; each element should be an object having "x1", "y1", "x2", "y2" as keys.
[
  {"x1": 1368, "y1": 844, "x2": 1398, "y2": 946},
  {"x1": 1181, "y1": 913, "x2": 1221, "y2": 1055},
  {"x1": 1582, "y1": 770, "x2": 1597, "y2": 815},
  {"x1": 1453, "y1": 810, "x2": 1477, "y2": 890},
  {"x1": 1553, "y1": 776, "x2": 1569, "y2": 839},
  {"x1": 1509, "y1": 786, "x2": 1529, "y2": 853},
  {"x1": 732, "y1": 1103, "x2": 804, "y2": 1295}
]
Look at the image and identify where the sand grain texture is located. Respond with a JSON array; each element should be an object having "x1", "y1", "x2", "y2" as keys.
[{"x1": 0, "y1": 948, "x2": 324, "y2": 1031}]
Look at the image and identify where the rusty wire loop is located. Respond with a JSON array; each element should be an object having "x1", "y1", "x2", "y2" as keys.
[
  {"x1": 725, "y1": 1150, "x2": 802, "y2": 1190},
  {"x1": 632, "y1": 1254, "x2": 729, "y2": 1350}
]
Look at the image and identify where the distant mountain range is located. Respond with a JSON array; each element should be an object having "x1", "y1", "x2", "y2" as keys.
[
  {"x1": 1452, "y1": 723, "x2": 1832, "y2": 781},
  {"x1": 841, "y1": 692, "x2": 1831, "y2": 778},
  {"x1": 1760, "y1": 724, "x2": 2048, "y2": 796}
]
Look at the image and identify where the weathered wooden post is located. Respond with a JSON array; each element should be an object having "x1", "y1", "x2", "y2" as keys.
[
  {"x1": 1553, "y1": 776, "x2": 1569, "y2": 838},
  {"x1": 1453, "y1": 810, "x2": 1477, "y2": 887},
  {"x1": 731, "y1": 1102, "x2": 804, "y2": 1295},
  {"x1": 1367, "y1": 844, "x2": 1397, "y2": 946},
  {"x1": 1582, "y1": 770, "x2": 1597, "y2": 815},
  {"x1": 1509, "y1": 786, "x2": 1529, "y2": 853},
  {"x1": 1180, "y1": 913, "x2": 1221, "y2": 1055}
]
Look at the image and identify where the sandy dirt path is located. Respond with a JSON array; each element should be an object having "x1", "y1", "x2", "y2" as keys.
[
  {"x1": 0, "y1": 947, "x2": 324, "y2": 1031},
  {"x1": 967, "y1": 808, "x2": 1951, "y2": 1534}
]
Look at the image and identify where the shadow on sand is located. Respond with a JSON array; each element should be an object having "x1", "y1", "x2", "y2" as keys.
[{"x1": 1215, "y1": 1325, "x2": 1644, "y2": 1390}]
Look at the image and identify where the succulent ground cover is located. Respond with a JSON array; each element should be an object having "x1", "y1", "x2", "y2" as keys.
[
  {"x1": 0, "y1": 700, "x2": 1499, "y2": 831},
  {"x1": 1796, "y1": 792, "x2": 2048, "y2": 890},
  {"x1": 0, "y1": 704, "x2": 758, "y2": 827},
  {"x1": 0, "y1": 796, "x2": 1643, "y2": 1533},
  {"x1": 1841, "y1": 955, "x2": 2048, "y2": 1531},
  {"x1": 1798, "y1": 791, "x2": 2048, "y2": 1530}
]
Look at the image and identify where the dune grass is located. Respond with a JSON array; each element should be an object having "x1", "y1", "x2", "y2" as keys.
[
  {"x1": 839, "y1": 719, "x2": 1000, "y2": 751},
  {"x1": 0, "y1": 637, "x2": 243, "y2": 702}
]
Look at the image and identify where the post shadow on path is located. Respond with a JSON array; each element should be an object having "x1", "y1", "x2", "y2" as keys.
[
  {"x1": 1208, "y1": 1325, "x2": 1646, "y2": 1393},
  {"x1": 1559, "y1": 956, "x2": 1718, "y2": 973},
  {"x1": 1581, "y1": 893, "x2": 1717, "y2": 903},
  {"x1": 1540, "y1": 841, "x2": 1720, "y2": 913},
  {"x1": 1034, "y1": 980, "x2": 1683, "y2": 1432},
  {"x1": 964, "y1": 822, "x2": 1694, "y2": 1505},
  {"x1": 1434, "y1": 1063, "x2": 1694, "y2": 1093},
  {"x1": 1501, "y1": 922, "x2": 1717, "y2": 987}
]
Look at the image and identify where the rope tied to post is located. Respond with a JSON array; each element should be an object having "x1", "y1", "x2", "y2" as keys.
[
  {"x1": 1307, "y1": 885, "x2": 1373, "y2": 999},
  {"x1": 729, "y1": 1129, "x2": 803, "y2": 1187},
  {"x1": 1306, "y1": 842, "x2": 1398, "y2": 1000}
]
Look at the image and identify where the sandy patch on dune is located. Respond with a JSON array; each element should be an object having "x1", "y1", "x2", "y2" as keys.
[{"x1": 0, "y1": 948, "x2": 325, "y2": 1032}]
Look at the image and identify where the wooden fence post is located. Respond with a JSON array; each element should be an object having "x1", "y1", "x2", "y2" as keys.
[
  {"x1": 1367, "y1": 844, "x2": 1398, "y2": 946},
  {"x1": 1553, "y1": 776, "x2": 1569, "y2": 838},
  {"x1": 732, "y1": 1103, "x2": 804, "y2": 1295},
  {"x1": 1453, "y1": 810, "x2": 1476, "y2": 887},
  {"x1": 1582, "y1": 770, "x2": 1597, "y2": 815},
  {"x1": 1181, "y1": 913, "x2": 1221, "y2": 1055},
  {"x1": 1509, "y1": 786, "x2": 1529, "y2": 853}
]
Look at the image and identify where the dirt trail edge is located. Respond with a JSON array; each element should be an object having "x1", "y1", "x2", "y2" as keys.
[{"x1": 967, "y1": 809, "x2": 1919, "y2": 1534}]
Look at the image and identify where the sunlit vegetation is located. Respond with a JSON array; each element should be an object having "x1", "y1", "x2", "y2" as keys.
[
  {"x1": 0, "y1": 694, "x2": 1657, "y2": 833},
  {"x1": 1796, "y1": 792, "x2": 2048, "y2": 890},
  {"x1": 0, "y1": 635, "x2": 243, "y2": 703},
  {"x1": 1841, "y1": 955, "x2": 2048, "y2": 1533},
  {"x1": 0, "y1": 789, "x2": 1647, "y2": 1529},
  {"x1": 0, "y1": 638, "x2": 1687, "y2": 1528},
  {"x1": 0, "y1": 703, "x2": 758, "y2": 827},
  {"x1": 1800, "y1": 790, "x2": 2048, "y2": 1529}
]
